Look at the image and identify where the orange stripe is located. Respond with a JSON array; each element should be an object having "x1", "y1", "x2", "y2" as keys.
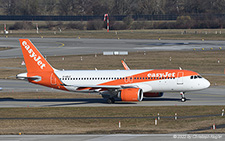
[{"x1": 99, "y1": 70, "x2": 198, "y2": 86}]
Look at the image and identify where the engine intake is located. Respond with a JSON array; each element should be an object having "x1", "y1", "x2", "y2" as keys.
[{"x1": 119, "y1": 88, "x2": 143, "y2": 101}]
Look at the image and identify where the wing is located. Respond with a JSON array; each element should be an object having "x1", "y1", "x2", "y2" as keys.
[
  {"x1": 62, "y1": 83, "x2": 151, "y2": 92},
  {"x1": 62, "y1": 83, "x2": 141, "y2": 91},
  {"x1": 121, "y1": 60, "x2": 130, "y2": 70}
]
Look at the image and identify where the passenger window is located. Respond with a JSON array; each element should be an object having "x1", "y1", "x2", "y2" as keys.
[
  {"x1": 194, "y1": 76, "x2": 197, "y2": 79},
  {"x1": 190, "y1": 76, "x2": 193, "y2": 79}
]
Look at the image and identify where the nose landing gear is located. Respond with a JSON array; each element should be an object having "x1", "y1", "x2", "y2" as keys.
[{"x1": 180, "y1": 92, "x2": 186, "y2": 102}]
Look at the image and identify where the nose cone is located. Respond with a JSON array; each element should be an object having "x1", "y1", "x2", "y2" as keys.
[{"x1": 203, "y1": 78, "x2": 210, "y2": 89}]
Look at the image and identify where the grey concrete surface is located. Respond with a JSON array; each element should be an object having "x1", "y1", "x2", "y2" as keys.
[
  {"x1": 0, "y1": 134, "x2": 224, "y2": 141},
  {"x1": 0, "y1": 37, "x2": 224, "y2": 58},
  {"x1": 0, "y1": 79, "x2": 224, "y2": 107}
]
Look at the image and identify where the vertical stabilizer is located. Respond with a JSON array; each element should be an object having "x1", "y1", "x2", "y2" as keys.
[
  {"x1": 19, "y1": 39, "x2": 54, "y2": 73},
  {"x1": 18, "y1": 39, "x2": 66, "y2": 91}
]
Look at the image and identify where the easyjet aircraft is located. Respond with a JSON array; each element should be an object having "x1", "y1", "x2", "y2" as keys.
[{"x1": 17, "y1": 39, "x2": 210, "y2": 103}]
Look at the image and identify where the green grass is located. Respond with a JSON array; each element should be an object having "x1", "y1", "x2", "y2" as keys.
[
  {"x1": 2, "y1": 29, "x2": 225, "y2": 40},
  {"x1": 0, "y1": 106, "x2": 224, "y2": 134}
]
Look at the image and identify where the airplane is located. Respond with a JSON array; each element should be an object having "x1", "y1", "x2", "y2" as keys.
[{"x1": 17, "y1": 39, "x2": 210, "y2": 104}]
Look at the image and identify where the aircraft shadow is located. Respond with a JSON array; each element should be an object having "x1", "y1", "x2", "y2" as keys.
[
  {"x1": 0, "y1": 97, "x2": 137, "y2": 106},
  {"x1": 143, "y1": 97, "x2": 190, "y2": 102}
]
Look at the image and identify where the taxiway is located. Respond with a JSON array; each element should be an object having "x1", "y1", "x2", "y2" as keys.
[
  {"x1": 0, "y1": 79, "x2": 224, "y2": 107},
  {"x1": 0, "y1": 37, "x2": 224, "y2": 58}
]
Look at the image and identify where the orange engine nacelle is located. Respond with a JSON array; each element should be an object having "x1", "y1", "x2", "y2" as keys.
[
  {"x1": 119, "y1": 88, "x2": 143, "y2": 101},
  {"x1": 143, "y1": 92, "x2": 164, "y2": 97}
]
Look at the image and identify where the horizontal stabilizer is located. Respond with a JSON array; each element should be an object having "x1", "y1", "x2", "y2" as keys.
[{"x1": 16, "y1": 73, "x2": 40, "y2": 81}]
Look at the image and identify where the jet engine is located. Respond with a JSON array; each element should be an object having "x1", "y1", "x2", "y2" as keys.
[
  {"x1": 118, "y1": 88, "x2": 143, "y2": 101},
  {"x1": 143, "y1": 92, "x2": 164, "y2": 97}
]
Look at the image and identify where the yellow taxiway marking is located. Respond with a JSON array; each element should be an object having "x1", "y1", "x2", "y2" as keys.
[{"x1": 57, "y1": 42, "x2": 65, "y2": 48}]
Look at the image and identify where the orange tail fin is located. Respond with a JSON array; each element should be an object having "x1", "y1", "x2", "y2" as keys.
[
  {"x1": 19, "y1": 39, "x2": 54, "y2": 73},
  {"x1": 19, "y1": 39, "x2": 67, "y2": 91}
]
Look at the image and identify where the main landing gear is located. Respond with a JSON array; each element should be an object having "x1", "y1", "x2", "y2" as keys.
[
  {"x1": 107, "y1": 98, "x2": 115, "y2": 104},
  {"x1": 180, "y1": 92, "x2": 186, "y2": 102}
]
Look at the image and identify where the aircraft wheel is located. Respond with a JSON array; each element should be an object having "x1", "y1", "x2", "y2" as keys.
[
  {"x1": 107, "y1": 98, "x2": 115, "y2": 104},
  {"x1": 181, "y1": 97, "x2": 186, "y2": 102}
]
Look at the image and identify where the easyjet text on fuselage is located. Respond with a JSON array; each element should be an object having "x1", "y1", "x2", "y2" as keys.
[{"x1": 147, "y1": 72, "x2": 176, "y2": 77}]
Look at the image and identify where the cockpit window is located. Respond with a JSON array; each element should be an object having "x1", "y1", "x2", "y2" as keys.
[
  {"x1": 197, "y1": 75, "x2": 202, "y2": 78},
  {"x1": 190, "y1": 75, "x2": 203, "y2": 79}
]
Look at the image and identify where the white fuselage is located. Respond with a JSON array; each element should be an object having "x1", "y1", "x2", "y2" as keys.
[{"x1": 55, "y1": 69, "x2": 210, "y2": 93}]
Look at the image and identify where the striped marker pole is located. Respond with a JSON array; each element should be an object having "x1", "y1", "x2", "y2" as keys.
[
  {"x1": 104, "y1": 14, "x2": 109, "y2": 32},
  {"x1": 4, "y1": 24, "x2": 8, "y2": 34},
  {"x1": 4, "y1": 24, "x2": 6, "y2": 32}
]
